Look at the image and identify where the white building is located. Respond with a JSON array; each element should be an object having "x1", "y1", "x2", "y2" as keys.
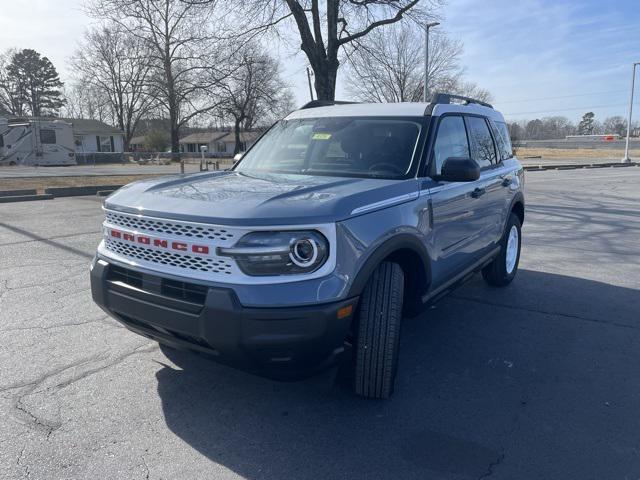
[
  {"x1": 60, "y1": 118, "x2": 124, "y2": 153},
  {"x1": 179, "y1": 131, "x2": 260, "y2": 155}
]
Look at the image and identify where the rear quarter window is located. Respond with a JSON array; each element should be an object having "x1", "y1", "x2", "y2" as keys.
[{"x1": 491, "y1": 120, "x2": 513, "y2": 160}]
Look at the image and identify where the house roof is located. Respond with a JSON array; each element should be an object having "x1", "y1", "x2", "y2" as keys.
[
  {"x1": 179, "y1": 131, "x2": 228, "y2": 144},
  {"x1": 216, "y1": 131, "x2": 261, "y2": 143},
  {"x1": 179, "y1": 130, "x2": 261, "y2": 144},
  {"x1": 57, "y1": 118, "x2": 123, "y2": 135}
]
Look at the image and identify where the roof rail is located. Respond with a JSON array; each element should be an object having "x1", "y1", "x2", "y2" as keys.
[
  {"x1": 300, "y1": 100, "x2": 359, "y2": 109},
  {"x1": 430, "y1": 92, "x2": 493, "y2": 109}
]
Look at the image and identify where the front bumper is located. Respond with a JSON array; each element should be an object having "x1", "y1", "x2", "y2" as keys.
[{"x1": 90, "y1": 259, "x2": 357, "y2": 379}]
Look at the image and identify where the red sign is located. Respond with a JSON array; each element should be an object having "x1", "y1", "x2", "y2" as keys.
[{"x1": 109, "y1": 228, "x2": 210, "y2": 255}]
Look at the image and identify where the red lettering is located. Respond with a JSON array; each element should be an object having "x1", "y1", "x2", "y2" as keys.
[
  {"x1": 137, "y1": 236, "x2": 150, "y2": 245},
  {"x1": 110, "y1": 229, "x2": 121, "y2": 238},
  {"x1": 172, "y1": 241, "x2": 187, "y2": 251},
  {"x1": 123, "y1": 233, "x2": 135, "y2": 241},
  {"x1": 153, "y1": 239, "x2": 168, "y2": 248},
  {"x1": 192, "y1": 245, "x2": 209, "y2": 255}
]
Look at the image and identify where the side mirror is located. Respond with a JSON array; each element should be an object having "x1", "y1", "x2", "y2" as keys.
[
  {"x1": 439, "y1": 157, "x2": 480, "y2": 182},
  {"x1": 233, "y1": 152, "x2": 244, "y2": 162}
]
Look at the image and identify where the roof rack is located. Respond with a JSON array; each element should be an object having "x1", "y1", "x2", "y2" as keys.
[
  {"x1": 430, "y1": 92, "x2": 493, "y2": 109},
  {"x1": 300, "y1": 100, "x2": 359, "y2": 109}
]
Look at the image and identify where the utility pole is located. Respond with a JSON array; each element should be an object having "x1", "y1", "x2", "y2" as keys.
[
  {"x1": 423, "y1": 21, "x2": 440, "y2": 102},
  {"x1": 306, "y1": 67, "x2": 315, "y2": 101},
  {"x1": 622, "y1": 62, "x2": 639, "y2": 163}
]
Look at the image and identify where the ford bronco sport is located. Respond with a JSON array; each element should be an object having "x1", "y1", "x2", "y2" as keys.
[{"x1": 90, "y1": 93, "x2": 525, "y2": 399}]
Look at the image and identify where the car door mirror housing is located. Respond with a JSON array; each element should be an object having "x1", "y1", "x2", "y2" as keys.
[{"x1": 438, "y1": 157, "x2": 480, "y2": 182}]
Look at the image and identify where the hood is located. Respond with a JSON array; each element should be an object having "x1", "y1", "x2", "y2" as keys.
[{"x1": 104, "y1": 170, "x2": 419, "y2": 226}]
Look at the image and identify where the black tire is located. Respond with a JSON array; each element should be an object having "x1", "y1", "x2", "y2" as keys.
[
  {"x1": 354, "y1": 261, "x2": 404, "y2": 399},
  {"x1": 482, "y1": 212, "x2": 522, "y2": 287}
]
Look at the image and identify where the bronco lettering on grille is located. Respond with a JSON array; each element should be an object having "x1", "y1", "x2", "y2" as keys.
[{"x1": 109, "y1": 228, "x2": 210, "y2": 255}]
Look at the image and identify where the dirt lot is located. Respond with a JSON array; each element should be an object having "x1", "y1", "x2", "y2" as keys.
[
  {"x1": 514, "y1": 147, "x2": 636, "y2": 159},
  {"x1": 0, "y1": 175, "x2": 161, "y2": 194}
]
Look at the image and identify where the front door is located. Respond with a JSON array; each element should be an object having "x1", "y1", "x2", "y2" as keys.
[{"x1": 424, "y1": 114, "x2": 489, "y2": 287}]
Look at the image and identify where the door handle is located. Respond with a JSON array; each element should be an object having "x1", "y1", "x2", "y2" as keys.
[{"x1": 471, "y1": 187, "x2": 486, "y2": 198}]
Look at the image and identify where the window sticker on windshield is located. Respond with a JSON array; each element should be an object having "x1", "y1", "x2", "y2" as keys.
[{"x1": 312, "y1": 133, "x2": 332, "y2": 140}]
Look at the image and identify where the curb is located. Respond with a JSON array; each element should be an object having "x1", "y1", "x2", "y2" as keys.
[
  {"x1": 43, "y1": 185, "x2": 123, "y2": 197},
  {"x1": 0, "y1": 189, "x2": 38, "y2": 197},
  {"x1": 523, "y1": 162, "x2": 638, "y2": 171},
  {"x1": 96, "y1": 190, "x2": 116, "y2": 197},
  {"x1": 0, "y1": 194, "x2": 54, "y2": 203}
]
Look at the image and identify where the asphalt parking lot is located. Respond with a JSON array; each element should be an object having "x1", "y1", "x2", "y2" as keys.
[{"x1": 1, "y1": 167, "x2": 639, "y2": 480}]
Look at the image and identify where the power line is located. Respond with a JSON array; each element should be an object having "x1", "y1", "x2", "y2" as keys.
[
  {"x1": 497, "y1": 89, "x2": 628, "y2": 105},
  {"x1": 503, "y1": 102, "x2": 630, "y2": 117}
]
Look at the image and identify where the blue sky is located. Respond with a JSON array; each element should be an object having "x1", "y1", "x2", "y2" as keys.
[
  {"x1": 442, "y1": 0, "x2": 640, "y2": 121},
  {"x1": 1, "y1": 0, "x2": 638, "y2": 123}
]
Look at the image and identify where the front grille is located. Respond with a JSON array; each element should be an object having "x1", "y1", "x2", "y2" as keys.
[
  {"x1": 161, "y1": 278, "x2": 208, "y2": 304},
  {"x1": 105, "y1": 239, "x2": 233, "y2": 274},
  {"x1": 105, "y1": 211, "x2": 236, "y2": 241},
  {"x1": 107, "y1": 265, "x2": 208, "y2": 307},
  {"x1": 108, "y1": 264, "x2": 143, "y2": 288}
]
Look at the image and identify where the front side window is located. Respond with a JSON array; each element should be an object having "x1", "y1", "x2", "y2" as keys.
[
  {"x1": 432, "y1": 115, "x2": 470, "y2": 174},
  {"x1": 40, "y1": 129, "x2": 56, "y2": 144},
  {"x1": 466, "y1": 116, "x2": 496, "y2": 168},
  {"x1": 235, "y1": 117, "x2": 422, "y2": 179}
]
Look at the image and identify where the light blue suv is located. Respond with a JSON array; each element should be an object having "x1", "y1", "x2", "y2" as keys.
[{"x1": 91, "y1": 93, "x2": 525, "y2": 399}]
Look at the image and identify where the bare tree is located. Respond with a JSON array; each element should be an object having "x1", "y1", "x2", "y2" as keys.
[
  {"x1": 87, "y1": 0, "x2": 229, "y2": 155},
  {"x1": 204, "y1": 0, "x2": 437, "y2": 100},
  {"x1": 71, "y1": 26, "x2": 154, "y2": 151},
  {"x1": 218, "y1": 44, "x2": 294, "y2": 153},
  {"x1": 62, "y1": 84, "x2": 112, "y2": 123},
  {"x1": 0, "y1": 49, "x2": 26, "y2": 115},
  {"x1": 602, "y1": 116, "x2": 627, "y2": 137},
  {"x1": 346, "y1": 23, "x2": 463, "y2": 102},
  {"x1": 346, "y1": 23, "x2": 491, "y2": 103}
]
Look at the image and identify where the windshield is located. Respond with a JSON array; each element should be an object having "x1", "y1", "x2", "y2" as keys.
[{"x1": 235, "y1": 117, "x2": 422, "y2": 179}]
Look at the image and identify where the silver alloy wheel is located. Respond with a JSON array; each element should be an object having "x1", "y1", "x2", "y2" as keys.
[{"x1": 505, "y1": 225, "x2": 519, "y2": 274}]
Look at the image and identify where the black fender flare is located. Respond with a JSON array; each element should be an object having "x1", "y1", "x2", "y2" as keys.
[
  {"x1": 346, "y1": 233, "x2": 432, "y2": 298},
  {"x1": 508, "y1": 191, "x2": 525, "y2": 225}
]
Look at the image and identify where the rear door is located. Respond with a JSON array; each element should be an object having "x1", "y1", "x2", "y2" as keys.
[
  {"x1": 464, "y1": 115, "x2": 504, "y2": 250},
  {"x1": 426, "y1": 114, "x2": 486, "y2": 286}
]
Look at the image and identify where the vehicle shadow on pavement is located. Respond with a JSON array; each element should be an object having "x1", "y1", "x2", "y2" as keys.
[{"x1": 155, "y1": 269, "x2": 640, "y2": 480}]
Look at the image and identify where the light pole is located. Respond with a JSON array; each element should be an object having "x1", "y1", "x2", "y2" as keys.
[
  {"x1": 306, "y1": 67, "x2": 315, "y2": 101},
  {"x1": 622, "y1": 62, "x2": 639, "y2": 163},
  {"x1": 423, "y1": 21, "x2": 440, "y2": 102}
]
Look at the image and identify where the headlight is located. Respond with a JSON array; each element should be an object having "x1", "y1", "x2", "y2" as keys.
[{"x1": 218, "y1": 230, "x2": 329, "y2": 276}]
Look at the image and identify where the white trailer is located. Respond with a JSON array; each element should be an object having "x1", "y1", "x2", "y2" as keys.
[{"x1": 0, "y1": 118, "x2": 76, "y2": 166}]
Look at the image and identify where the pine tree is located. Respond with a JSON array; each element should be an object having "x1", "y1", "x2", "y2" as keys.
[
  {"x1": 578, "y1": 112, "x2": 596, "y2": 135},
  {"x1": 6, "y1": 49, "x2": 65, "y2": 117}
]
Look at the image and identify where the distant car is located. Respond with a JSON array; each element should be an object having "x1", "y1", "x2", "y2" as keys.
[{"x1": 91, "y1": 93, "x2": 525, "y2": 398}]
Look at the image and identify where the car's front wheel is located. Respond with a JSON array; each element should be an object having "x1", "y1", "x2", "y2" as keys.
[
  {"x1": 353, "y1": 261, "x2": 404, "y2": 399},
  {"x1": 482, "y1": 212, "x2": 522, "y2": 286}
]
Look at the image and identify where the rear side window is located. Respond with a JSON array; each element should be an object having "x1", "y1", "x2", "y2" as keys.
[
  {"x1": 432, "y1": 116, "x2": 469, "y2": 174},
  {"x1": 466, "y1": 116, "x2": 496, "y2": 168},
  {"x1": 40, "y1": 129, "x2": 56, "y2": 144},
  {"x1": 491, "y1": 121, "x2": 513, "y2": 160}
]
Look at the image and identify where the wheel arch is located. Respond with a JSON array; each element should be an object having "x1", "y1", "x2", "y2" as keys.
[
  {"x1": 510, "y1": 192, "x2": 525, "y2": 225},
  {"x1": 347, "y1": 234, "x2": 431, "y2": 306}
]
